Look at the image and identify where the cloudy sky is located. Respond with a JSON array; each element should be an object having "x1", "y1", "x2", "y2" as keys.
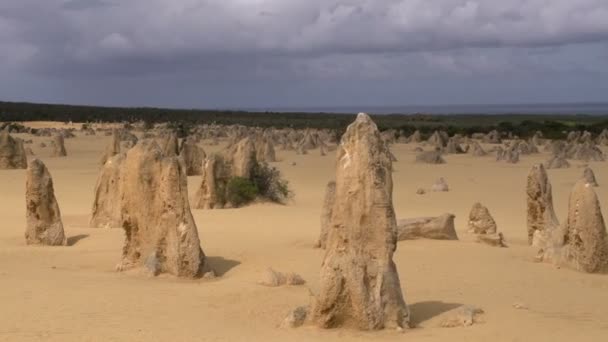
[{"x1": 1, "y1": 0, "x2": 608, "y2": 109}]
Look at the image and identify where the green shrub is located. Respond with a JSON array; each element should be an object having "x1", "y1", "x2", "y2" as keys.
[
  {"x1": 251, "y1": 162, "x2": 293, "y2": 204},
  {"x1": 226, "y1": 177, "x2": 258, "y2": 207}
]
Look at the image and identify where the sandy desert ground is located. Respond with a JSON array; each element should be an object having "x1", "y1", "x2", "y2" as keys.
[{"x1": 1, "y1": 122, "x2": 608, "y2": 341}]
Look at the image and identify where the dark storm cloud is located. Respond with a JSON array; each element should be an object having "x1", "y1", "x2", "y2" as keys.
[
  {"x1": 1, "y1": 0, "x2": 608, "y2": 107},
  {"x1": 62, "y1": 0, "x2": 115, "y2": 11}
]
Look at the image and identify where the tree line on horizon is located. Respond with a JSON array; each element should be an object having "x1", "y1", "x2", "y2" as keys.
[{"x1": 2, "y1": 100, "x2": 608, "y2": 140}]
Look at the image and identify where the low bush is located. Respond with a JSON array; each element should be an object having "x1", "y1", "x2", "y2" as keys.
[
  {"x1": 251, "y1": 161, "x2": 293, "y2": 204},
  {"x1": 226, "y1": 177, "x2": 259, "y2": 207}
]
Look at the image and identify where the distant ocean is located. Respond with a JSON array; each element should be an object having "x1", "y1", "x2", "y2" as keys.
[{"x1": 241, "y1": 103, "x2": 608, "y2": 115}]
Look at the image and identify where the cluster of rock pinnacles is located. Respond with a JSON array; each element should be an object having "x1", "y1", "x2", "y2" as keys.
[{"x1": 3, "y1": 114, "x2": 608, "y2": 333}]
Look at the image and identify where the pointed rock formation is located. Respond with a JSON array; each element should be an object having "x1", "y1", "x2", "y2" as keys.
[
  {"x1": 179, "y1": 137, "x2": 205, "y2": 176},
  {"x1": 193, "y1": 154, "x2": 229, "y2": 209},
  {"x1": 583, "y1": 166, "x2": 598, "y2": 187},
  {"x1": 25, "y1": 159, "x2": 66, "y2": 246},
  {"x1": 314, "y1": 181, "x2": 336, "y2": 249},
  {"x1": 100, "y1": 129, "x2": 121, "y2": 165},
  {"x1": 50, "y1": 134, "x2": 67, "y2": 157},
  {"x1": 231, "y1": 137, "x2": 256, "y2": 179},
  {"x1": 116, "y1": 140, "x2": 205, "y2": 277},
  {"x1": 561, "y1": 180, "x2": 608, "y2": 273},
  {"x1": 527, "y1": 164, "x2": 560, "y2": 246},
  {"x1": 90, "y1": 153, "x2": 124, "y2": 228},
  {"x1": 0, "y1": 128, "x2": 27, "y2": 169},
  {"x1": 311, "y1": 113, "x2": 409, "y2": 330},
  {"x1": 470, "y1": 141, "x2": 486, "y2": 157},
  {"x1": 545, "y1": 155, "x2": 570, "y2": 169},
  {"x1": 257, "y1": 139, "x2": 276, "y2": 163}
]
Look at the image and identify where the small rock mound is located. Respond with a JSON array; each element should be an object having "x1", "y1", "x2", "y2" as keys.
[
  {"x1": 416, "y1": 150, "x2": 446, "y2": 164},
  {"x1": 545, "y1": 155, "x2": 570, "y2": 169},
  {"x1": 280, "y1": 307, "x2": 309, "y2": 328},
  {"x1": 440, "y1": 306, "x2": 484, "y2": 328},
  {"x1": 431, "y1": 177, "x2": 449, "y2": 192},
  {"x1": 468, "y1": 203, "x2": 497, "y2": 234},
  {"x1": 258, "y1": 268, "x2": 305, "y2": 287},
  {"x1": 397, "y1": 213, "x2": 458, "y2": 240}
]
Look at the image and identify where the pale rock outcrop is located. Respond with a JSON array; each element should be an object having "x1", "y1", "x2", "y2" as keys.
[
  {"x1": 257, "y1": 139, "x2": 277, "y2": 163},
  {"x1": 583, "y1": 166, "x2": 598, "y2": 186},
  {"x1": 527, "y1": 164, "x2": 560, "y2": 246},
  {"x1": 439, "y1": 306, "x2": 484, "y2": 328},
  {"x1": 311, "y1": 113, "x2": 409, "y2": 330},
  {"x1": 397, "y1": 214, "x2": 458, "y2": 240},
  {"x1": 258, "y1": 268, "x2": 306, "y2": 287},
  {"x1": 280, "y1": 307, "x2": 309, "y2": 328},
  {"x1": 90, "y1": 154, "x2": 124, "y2": 228},
  {"x1": 193, "y1": 154, "x2": 229, "y2": 209},
  {"x1": 161, "y1": 133, "x2": 179, "y2": 157},
  {"x1": 476, "y1": 232, "x2": 506, "y2": 247},
  {"x1": 116, "y1": 140, "x2": 205, "y2": 277},
  {"x1": 179, "y1": 137, "x2": 206, "y2": 176},
  {"x1": 50, "y1": 134, "x2": 67, "y2": 157},
  {"x1": 545, "y1": 155, "x2": 570, "y2": 169},
  {"x1": 314, "y1": 181, "x2": 336, "y2": 249},
  {"x1": 99, "y1": 129, "x2": 121, "y2": 165},
  {"x1": 416, "y1": 150, "x2": 446, "y2": 164},
  {"x1": 470, "y1": 141, "x2": 486, "y2": 157},
  {"x1": 231, "y1": 137, "x2": 256, "y2": 179},
  {"x1": 560, "y1": 180, "x2": 608, "y2": 273},
  {"x1": 468, "y1": 203, "x2": 497, "y2": 234},
  {"x1": 431, "y1": 178, "x2": 449, "y2": 192},
  {"x1": 25, "y1": 159, "x2": 66, "y2": 246},
  {"x1": 0, "y1": 128, "x2": 27, "y2": 169}
]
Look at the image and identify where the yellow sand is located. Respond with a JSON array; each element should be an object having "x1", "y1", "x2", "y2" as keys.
[{"x1": 1, "y1": 125, "x2": 608, "y2": 341}]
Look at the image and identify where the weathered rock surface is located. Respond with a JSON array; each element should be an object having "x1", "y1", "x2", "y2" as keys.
[
  {"x1": 51, "y1": 134, "x2": 67, "y2": 157},
  {"x1": 0, "y1": 128, "x2": 27, "y2": 169},
  {"x1": 416, "y1": 150, "x2": 446, "y2": 164},
  {"x1": 116, "y1": 140, "x2": 205, "y2": 277},
  {"x1": 397, "y1": 214, "x2": 458, "y2": 241},
  {"x1": 258, "y1": 268, "x2": 305, "y2": 287},
  {"x1": 315, "y1": 181, "x2": 336, "y2": 249},
  {"x1": 90, "y1": 153, "x2": 124, "y2": 228},
  {"x1": 583, "y1": 166, "x2": 598, "y2": 186},
  {"x1": 25, "y1": 159, "x2": 66, "y2": 246},
  {"x1": 468, "y1": 203, "x2": 497, "y2": 234},
  {"x1": 311, "y1": 113, "x2": 409, "y2": 330},
  {"x1": 561, "y1": 180, "x2": 608, "y2": 273}
]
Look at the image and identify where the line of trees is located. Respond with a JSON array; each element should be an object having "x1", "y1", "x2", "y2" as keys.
[{"x1": 2, "y1": 100, "x2": 608, "y2": 139}]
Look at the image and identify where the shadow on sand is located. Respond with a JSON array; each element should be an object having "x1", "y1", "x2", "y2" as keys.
[
  {"x1": 67, "y1": 234, "x2": 90, "y2": 246},
  {"x1": 409, "y1": 301, "x2": 463, "y2": 326},
  {"x1": 205, "y1": 256, "x2": 241, "y2": 276}
]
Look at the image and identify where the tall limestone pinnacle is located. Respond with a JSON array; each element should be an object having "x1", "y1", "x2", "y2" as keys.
[{"x1": 311, "y1": 113, "x2": 409, "y2": 330}]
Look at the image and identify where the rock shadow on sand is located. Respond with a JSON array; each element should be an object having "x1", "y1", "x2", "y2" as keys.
[
  {"x1": 205, "y1": 256, "x2": 241, "y2": 276},
  {"x1": 409, "y1": 301, "x2": 463, "y2": 326},
  {"x1": 67, "y1": 234, "x2": 90, "y2": 246}
]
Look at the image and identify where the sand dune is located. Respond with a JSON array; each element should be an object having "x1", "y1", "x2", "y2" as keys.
[{"x1": 1, "y1": 127, "x2": 608, "y2": 341}]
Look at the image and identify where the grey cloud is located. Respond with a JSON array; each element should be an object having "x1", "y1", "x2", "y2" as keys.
[
  {"x1": 62, "y1": 0, "x2": 115, "y2": 11},
  {"x1": 1, "y1": 0, "x2": 608, "y2": 107}
]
